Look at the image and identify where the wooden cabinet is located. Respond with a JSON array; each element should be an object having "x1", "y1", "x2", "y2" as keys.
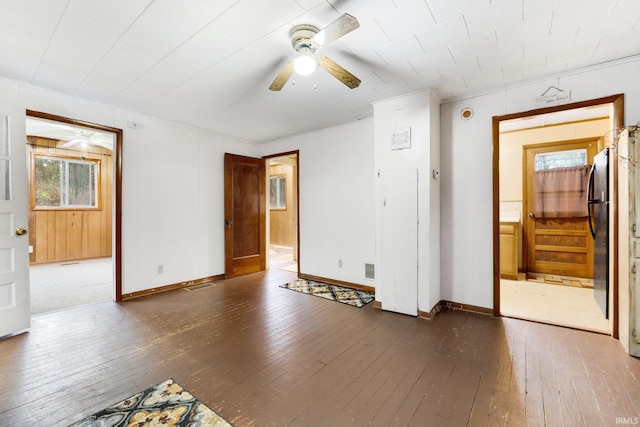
[{"x1": 500, "y1": 222, "x2": 519, "y2": 280}]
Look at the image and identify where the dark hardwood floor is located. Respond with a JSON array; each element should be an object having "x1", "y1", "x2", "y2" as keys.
[{"x1": 1, "y1": 266, "x2": 639, "y2": 426}]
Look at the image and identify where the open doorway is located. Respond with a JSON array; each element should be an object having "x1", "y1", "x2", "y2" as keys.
[
  {"x1": 26, "y1": 112, "x2": 122, "y2": 314},
  {"x1": 266, "y1": 152, "x2": 298, "y2": 274},
  {"x1": 493, "y1": 94, "x2": 624, "y2": 335}
]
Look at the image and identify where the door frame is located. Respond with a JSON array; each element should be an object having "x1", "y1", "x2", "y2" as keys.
[
  {"x1": 492, "y1": 94, "x2": 624, "y2": 338},
  {"x1": 26, "y1": 110, "x2": 123, "y2": 301},
  {"x1": 263, "y1": 150, "x2": 300, "y2": 274}
]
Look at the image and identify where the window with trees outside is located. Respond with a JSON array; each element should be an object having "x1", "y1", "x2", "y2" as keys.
[
  {"x1": 269, "y1": 175, "x2": 286, "y2": 209},
  {"x1": 33, "y1": 154, "x2": 100, "y2": 209}
]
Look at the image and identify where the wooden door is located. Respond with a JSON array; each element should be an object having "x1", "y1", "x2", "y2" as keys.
[
  {"x1": 524, "y1": 139, "x2": 598, "y2": 278},
  {"x1": 224, "y1": 153, "x2": 266, "y2": 278},
  {"x1": 0, "y1": 102, "x2": 31, "y2": 337}
]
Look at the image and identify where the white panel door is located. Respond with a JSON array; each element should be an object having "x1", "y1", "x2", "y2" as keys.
[
  {"x1": 0, "y1": 102, "x2": 30, "y2": 338},
  {"x1": 379, "y1": 168, "x2": 418, "y2": 316},
  {"x1": 627, "y1": 127, "x2": 640, "y2": 357}
]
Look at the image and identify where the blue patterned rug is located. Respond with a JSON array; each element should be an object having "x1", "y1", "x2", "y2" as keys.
[
  {"x1": 69, "y1": 379, "x2": 233, "y2": 427},
  {"x1": 281, "y1": 279, "x2": 375, "y2": 308}
]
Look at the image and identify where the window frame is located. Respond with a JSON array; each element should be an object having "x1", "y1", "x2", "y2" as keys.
[
  {"x1": 269, "y1": 175, "x2": 287, "y2": 210},
  {"x1": 30, "y1": 153, "x2": 101, "y2": 211},
  {"x1": 534, "y1": 148, "x2": 588, "y2": 171}
]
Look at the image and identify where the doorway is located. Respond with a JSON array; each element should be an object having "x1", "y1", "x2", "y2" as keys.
[
  {"x1": 25, "y1": 111, "x2": 123, "y2": 313},
  {"x1": 266, "y1": 152, "x2": 299, "y2": 274},
  {"x1": 493, "y1": 94, "x2": 624, "y2": 335}
]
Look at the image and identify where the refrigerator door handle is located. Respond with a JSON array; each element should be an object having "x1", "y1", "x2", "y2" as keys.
[{"x1": 587, "y1": 163, "x2": 597, "y2": 239}]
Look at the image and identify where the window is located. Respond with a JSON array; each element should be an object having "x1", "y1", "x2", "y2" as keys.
[
  {"x1": 33, "y1": 154, "x2": 99, "y2": 209},
  {"x1": 269, "y1": 175, "x2": 286, "y2": 209},
  {"x1": 534, "y1": 149, "x2": 587, "y2": 171}
]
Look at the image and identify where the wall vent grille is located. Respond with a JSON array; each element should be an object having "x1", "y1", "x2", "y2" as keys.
[{"x1": 365, "y1": 263, "x2": 375, "y2": 279}]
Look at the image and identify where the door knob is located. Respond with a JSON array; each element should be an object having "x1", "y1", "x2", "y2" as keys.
[
  {"x1": 529, "y1": 213, "x2": 535, "y2": 218},
  {"x1": 16, "y1": 228, "x2": 27, "y2": 236},
  {"x1": 225, "y1": 219, "x2": 233, "y2": 230}
]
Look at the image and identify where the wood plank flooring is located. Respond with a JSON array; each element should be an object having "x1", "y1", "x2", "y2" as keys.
[{"x1": 1, "y1": 267, "x2": 639, "y2": 426}]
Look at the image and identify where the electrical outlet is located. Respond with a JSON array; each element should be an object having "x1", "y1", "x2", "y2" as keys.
[
  {"x1": 338, "y1": 259, "x2": 343, "y2": 268},
  {"x1": 157, "y1": 265, "x2": 164, "y2": 274}
]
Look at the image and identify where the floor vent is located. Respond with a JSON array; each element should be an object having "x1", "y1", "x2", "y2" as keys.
[{"x1": 365, "y1": 263, "x2": 375, "y2": 279}]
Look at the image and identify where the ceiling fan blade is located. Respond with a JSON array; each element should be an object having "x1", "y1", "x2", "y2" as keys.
[
  {"x1": 313, "y1": 13, "x2": 359, "y2": 47},
  {"x1": 317, "y1": 55, "x2": 361, "y2": 89},
  {"x1": 90, "y1": 140, "x2": 114, "y2": 151},
  {"x1": 59, "y1": 138, "x2": 84, "y2": 148},
  {"x1": 269, "y1": 60, "x2": 295, "y2": 91}
]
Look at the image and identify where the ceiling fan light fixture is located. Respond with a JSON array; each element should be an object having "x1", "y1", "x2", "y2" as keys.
[
  {"x1": 294, "y1": 53, "x2": 316, "y2": 76},
  {"x1": 269, "y1": 14, "x2": 361, "y2": 91}
]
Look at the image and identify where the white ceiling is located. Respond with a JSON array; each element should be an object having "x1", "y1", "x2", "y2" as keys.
[{"x1": 2, "y1": 0, "x2": 639, "y2": 143}]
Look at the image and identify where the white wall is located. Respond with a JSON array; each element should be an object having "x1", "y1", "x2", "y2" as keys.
[
  {"x1": 441, "y1": 55, "x2": 640, "y2": 309},
  {"x1": 428, "y1": 93, "x2": 441, "y2": 311},
  {"x1": 121, "y1": 116, "x2": 258, "y2": 294},
  {"x1": 372, "y1": 91, "x2": 441, "y2": 314},
  {"x1": 0, "y1": 77, "x2": 259, "y2": 295},
  {"x1": 260, "y1": 118, "x2": 376, "y2": 287},
  {"x1": 9, "y1": 52, "x2": 640, "y2": 319}
]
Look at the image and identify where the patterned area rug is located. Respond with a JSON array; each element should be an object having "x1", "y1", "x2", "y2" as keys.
[
  {"x1": 526, "y1": 272, "x2": 593, "y2": 289},
  {"x1": 281, "y1": 279, "x2": 375, "y2": 308},
  {"x1": 69, "y1": 379, "x2": 233, "y2": 427}
]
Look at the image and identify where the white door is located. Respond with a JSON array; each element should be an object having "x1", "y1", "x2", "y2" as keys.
[
  {"x1": 379, "y1": 168, "x2": 418, "y2": 316},
  {"x1": 0, "y1": 102, "x2": 30, "y2": 338},
  {"x1": 626, "y1": 127, "x2": 640, "y2": 356}
]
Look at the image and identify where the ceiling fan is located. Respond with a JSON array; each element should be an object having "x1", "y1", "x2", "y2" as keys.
[
  {"x1": 269, "y1": 13, "x2": 361, "y2": 91},
  {"x1": 26, "y1": 118, "x2": 114, "y2": 151},
  {"x1": 58, "y1": 129, "x2": 113, "y2": 151}
]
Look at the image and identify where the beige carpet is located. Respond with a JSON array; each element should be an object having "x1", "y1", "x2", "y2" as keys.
[{"x1": 30, "y1": 257, "x2": 113, "y2": 315}]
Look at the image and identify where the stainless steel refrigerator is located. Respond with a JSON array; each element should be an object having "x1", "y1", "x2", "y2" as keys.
[{"x1": 587, "y1": 148, "x2": 609, "y2": 319}]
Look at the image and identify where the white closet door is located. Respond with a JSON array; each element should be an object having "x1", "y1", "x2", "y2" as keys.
[{"x1": 379, "y1": 168, "x2": 418, "y2": 316}]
